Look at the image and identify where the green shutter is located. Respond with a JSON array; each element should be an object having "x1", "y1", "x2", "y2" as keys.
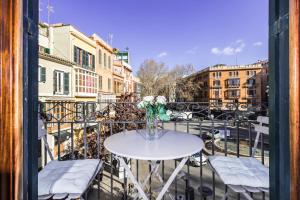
[
  {"x1": 45, "y1": 48, "x2": 50, "y2": 54},
  {"x1": 74, "y1": 46, "x2": 77, "y2": 63},
  {"x1": 64, "y1": 73, "x2": 69, "y2": 95},
  {"x1": 92, "y1": 55, "x2": 95, "y2": 70},
  {"x1": 40, "y1": 67, "x2": 46, "y2": 82},
  {"x1": 53, "y1": 71, "x2": 57, "y2": 94}
]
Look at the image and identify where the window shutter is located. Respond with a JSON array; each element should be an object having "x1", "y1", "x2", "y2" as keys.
[
  {"x1": 40, "y1": 67, "x2": 46, "y2": 82},
  {"x1": 99, "y1": 50, "x2": 102, "y2": 64},
  {"x1": 45, "y1": 48, "x2": 50, "y2": 54},
  {"x1": 99, "y1": 76, "x2": 102, "y2": 90},
  {"x1": 74, "y1": 46, "x2": 77, "y2": 63},
  {"x1": 53, "y1": 71, "x2": 57, "y2": 94},
  {"x1": 64, "y1": 73, "x2": 70, "y2": 95},
  {"x1": 108, "y1": 56, "x2": 111, "y2": 68},
  {"x1": 92, "y1": 55, "x2": 95, "y2": 70}
]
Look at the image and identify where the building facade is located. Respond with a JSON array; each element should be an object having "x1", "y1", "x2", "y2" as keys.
[
  {"x1": 176, "y1": 60, "x2": 269, "y2": 107},
  {"x1": 113, "y1": 59, "x2": 125, "y2": 99},
  {"x1": 90, "y1": 34, "x2": 116, "y2": 103},
  {"x1": 51, "y1": 24, "x2": 98, "y2": 102}
]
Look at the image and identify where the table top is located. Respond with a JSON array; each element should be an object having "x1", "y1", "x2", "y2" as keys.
[{"x1": 104, "y1": 130, "x2": 204, "y2": 160}]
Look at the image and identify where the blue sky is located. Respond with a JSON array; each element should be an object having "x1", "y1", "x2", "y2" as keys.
[{"x1": 39, "y1": 0, "x2": 268, "y2": 73}]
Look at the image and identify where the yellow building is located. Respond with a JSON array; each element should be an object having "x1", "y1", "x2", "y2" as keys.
[
  {"x1": 90, "y1": 34, "x2": 116, "y2": 103},
  {"x1": 177, "y1": 60, "x2": 268, "y2": 107},
  {"x1": 113, "y1": 59, "x2": 125, "y2": 99}
]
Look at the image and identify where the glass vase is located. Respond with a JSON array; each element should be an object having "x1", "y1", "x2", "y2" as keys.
[{"x1": 146, "y1": 116, "x2": 158, "y2": 140}]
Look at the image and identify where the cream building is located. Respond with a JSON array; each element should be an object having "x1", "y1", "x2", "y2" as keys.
[
  {"x1": 51, "y1": 23, "x2": 98, "y2": 102},
  {"x1": 38, "y1": 23, "x2": 76, "y2": 164},
  {"x1": 90, "y1": 34, "x2": 116, "y2": 103}
]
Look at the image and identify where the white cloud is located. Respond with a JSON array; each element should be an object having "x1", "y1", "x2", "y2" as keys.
[
  {"x1": 211, "y1": 40, "x2": 246, "y2": 56},
  {"x1": 253, "y1": 41, "x2": 263, "y2": 46},
  {"x1": 157, "y1": 52, "x2": 167, "y2": 58},
  {"x1": 211, "y1": 47, "x2": 222, "y2": 55}
]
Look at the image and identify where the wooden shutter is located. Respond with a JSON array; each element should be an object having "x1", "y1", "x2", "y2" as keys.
[
  {"x1": 92, "y1": 55, "x2": 95, "y2": 70},
  {"x1": 64, "y1": 73, "x2": 69, "y2": 95},
  {"x1": 40, "y1": 67, "x2": 46, "y2": 82},
  {"x1": 53, "y1": 71, "x2": 57, "y2": 94},
  {"x1": 73, "y1": 46, "x2": 77, "y2": 63}
]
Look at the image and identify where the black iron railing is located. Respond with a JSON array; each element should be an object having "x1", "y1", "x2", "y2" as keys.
[{"x1": 38, "y1": 101, "x2": 269, "y2": 200}]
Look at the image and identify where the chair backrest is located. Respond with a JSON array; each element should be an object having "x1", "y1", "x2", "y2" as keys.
[
  {"x1": 252, "y1": 116, "x2": 269, "y2": 157},
  {"x1": 254, "y1": 116, "x2": 269, "y2": 135},
  {"x1": 38, "y1": 119, "x2": 54, "y2": 161},
  {"x1": 38, "y1": 119, "x2": 47, "y2": 139}
]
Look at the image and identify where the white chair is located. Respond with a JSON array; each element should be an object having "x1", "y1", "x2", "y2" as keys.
[
  {"x1": 208, "y1": 116, "x2": 269, "y2": 200},
  {"x1": 38, "y1": 119, "x2": 103, "y2": 200}
]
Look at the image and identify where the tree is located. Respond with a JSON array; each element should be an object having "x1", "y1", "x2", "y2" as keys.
[
  {"x1": 175, "y1": 73, "x2": 203, "y2": 102},
  {"x1": 159, "y1": 64, "x2": 195, "y2": 101},
  {"x1": 137, "y1": 59, "x2": 168, "y2": 96}
]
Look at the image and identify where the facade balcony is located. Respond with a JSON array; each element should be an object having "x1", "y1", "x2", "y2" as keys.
[
  {"x1": 38, "y1": 101, "x2": 269, "y2": 200},
  {"x1": 225, "y1": 84, "x2": 240, "y2": 88},
  {"x1": 225, "y1": 95, "x2": 240, "y2": 99},
  {"x1": 210, "y1": 85, "x2": 222, "y2": 89},
  {"x1": 113, "y1": 71, "x2": 124, "y2": 77},
  {"x1": 245, "y1": 83, "x2": 256, "y2": 88}
]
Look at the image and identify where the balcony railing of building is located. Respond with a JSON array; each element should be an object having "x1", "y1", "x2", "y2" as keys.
[
  {"x1": 225, "y1": 78, "x2": 240, "y2": 88},
  {"x1": 39, "y1": 101, "x2": 269, "y2": 200}
]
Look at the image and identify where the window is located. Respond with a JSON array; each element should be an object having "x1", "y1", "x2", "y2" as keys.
[
  {"x1": 213, "y1": 80, "x2": 221, "y2": 86},
  {"x1": 247, "y1": 70, "x2": 256, "y2": 77},
  {"x1": 75, "y1": 69, "x2": 97, "y2": 94},
  {"x1": 229, "y1": 71, "x2": 238, "y2": 77},
  {"x1": 226, "y1": 78, "x2": 240, "y2": 87},
  {"x1": 104, "y1": 53, "x2": 107, "y2": 67},
  {"x1": 247, "y1": 78, "x2": 256, "y2": 86},
  {"x1": 39, "y1": 66, "x2": 46, "y2": 82},
  {"x1": 39, "y1": 46, "x2": 50, "y2": 54},
  {"x1": 226, "y1": 89, "x2": 240, "y2": 98},
  {"x1": 247, "y1": 89, "x2": 256, "y2": 96},
  {"x1": 98, "y1": 75, "x2": 102, "y2": 90},
  {"x1": 108, "y1": 56, "x2": 111, "y2": 69},
  {"x1": 74, "y1": 46, "x2": 95, "y2": 70},
  {"x1": 98, "y1": 50, "x2": 102, "y2": 65},
  {"x1": 214, "y1": 90, "x2": 220, "y2": 97},
  {"x1": 53, "y1": 71, "x2": 69, "y2": 95},
  {"x1": 213, "y1": 72, "x2": 221, "y2": 78},
  {"x1": 108, "y1": 78, "x2": 111, "y2": 90}
]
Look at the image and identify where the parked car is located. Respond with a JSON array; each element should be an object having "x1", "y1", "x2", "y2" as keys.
[
  {"x1": 170, "y1": 111, "x2": 193, "y2": 121},
  {"x1": 189, "y1": 152, "x2": 207, "y2": 167},
  {"x1": 208, "y1": 129, "x2": 230, "y2": 139}
]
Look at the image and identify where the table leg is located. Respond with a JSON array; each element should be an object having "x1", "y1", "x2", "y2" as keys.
[
  {"x1": 119, "y1": 157, "x2": 149, "y2": 200},
  {"x1": 156, "y1": 157, "x2": 189, "y2": 200}
]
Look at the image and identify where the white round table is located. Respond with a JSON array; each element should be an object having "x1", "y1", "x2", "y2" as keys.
[
  {"x1": 104, "y1": 130, "x2": 203, "y2": 160},
  {"x1": 104, "y1": 130, "x2": 204, "y2": 200}
]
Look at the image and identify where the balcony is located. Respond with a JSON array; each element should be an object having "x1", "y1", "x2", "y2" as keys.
[
  {"x1": 210, "y1": 85, "x2": 222, "y2": 89},
  {"x1": 225, "y1": 79, "x2": 240, "y2": 88},
  {"x1": 39, "y1": 101, "x2": 269, "y2": 200}
]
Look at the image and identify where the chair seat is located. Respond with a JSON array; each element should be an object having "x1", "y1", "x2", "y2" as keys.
[
  {"x1": 209, "y1": 156, "x2": 269, "y2": 189},
  {"x1": 38, "y1": 159, "x2": 102, "y2": 198}
]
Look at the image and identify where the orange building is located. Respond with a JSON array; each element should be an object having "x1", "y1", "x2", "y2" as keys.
[{"x1": 177, "y1": 60, "x2": 268, "y2": 107}]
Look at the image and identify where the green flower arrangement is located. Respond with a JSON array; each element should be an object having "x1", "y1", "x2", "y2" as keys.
[
  {"x1": 137, "y1": 96, "x2": 171, "y2": 140},
  {"x1": 137, "y1": 96, "x2": 171, "y2": 121}
]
